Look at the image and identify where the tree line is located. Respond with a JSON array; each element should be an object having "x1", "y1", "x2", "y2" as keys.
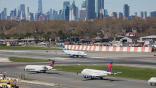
[{"x1": 0, "y1": 18, "x2": 156, "y2": 41}]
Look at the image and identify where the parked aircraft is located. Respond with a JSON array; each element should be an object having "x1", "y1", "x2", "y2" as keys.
[
  {"x1": 63, "y1": 50, "x2": 87, "y2": 58},
  {"x1": 148, "y1": 77, "x2": 156, "y2": 86},
  {"x1": 81, "y1": 68, "x2": 121, "y2": 80},
  {"x1": 24, "y1": 60, "x2": 55, "y2": 73}
]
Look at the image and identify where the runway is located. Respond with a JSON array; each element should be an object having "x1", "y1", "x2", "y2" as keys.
[
  {"x1": 0, "y1": 65, "x2": 155, "y2": 88},
  {"x1": 0, "y1": 50, "x2": 156, "y2": 88}
]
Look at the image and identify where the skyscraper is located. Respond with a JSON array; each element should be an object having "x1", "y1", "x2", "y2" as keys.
[
  {"x1": 95, "y1": 0, "x2": 104, "y2": 18},
  {"x1": 0, "y1": 8, "x2": 7, "y2": 20},
  {"x1": 0, "y1": 13, "x2": 1, "y2": 20},
  {"x1": 119, "y1": 12, "x2": 123, "y2": 19},
  {"x1": 104, "y1": 9, "x2": 109, "y2": 17},
  {"x1": 38, "y1": 0, "x2": 43, "y2": 14},
  {"x1": 112, "y1": 12, "x2": 117, "y2": 19},
  {"x1": 26, "y1": 7, "x2": 31, "y2": 21},
  {"x1": 18, "y1": 4, "x2": 26, "y2": 20},
  {"x1": 63, "y1": 1, "x2": 70, "y2": 21},
  {"x1": 141, "y1": 11, "x2": 144, "y2": 18},
  {"x1": 1, "y1": 8, "x2": 7, "y2": 20},
  {"x1": 10, "y1": 9, "x2": 17, "y2": 20},
  {"x1": 80, "y1": 0, "x2": 87, "y2": 20},
  {"x1": 87, "y1": 0, "x2": 96, "y2": 19},
  {"x1": 81, "y1": 0, "x2": 87, "y2": 9},
  {"x1": 124, "y1": 4, "x2": 130, "y2": 18},
  {"x1": 63, "y1": 1, "x2": 70, "y2": 9},
  {"x1": 150, "y1": 11, "x2": 156, "y2": 18},
  {"x1": 144, "y1": 11, "x2": 147, "y2": 18},
  {"x1": 69, "y1": 1, "x2": 78, "y2": 21}
]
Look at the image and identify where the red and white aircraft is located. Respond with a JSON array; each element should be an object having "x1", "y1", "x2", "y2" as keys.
[
  {"x1": 81, "y1": 68, "x2": 121, "y2": 80},
  {"x1": 24, "y1": 60, "x2": 55, "y2": 73}
]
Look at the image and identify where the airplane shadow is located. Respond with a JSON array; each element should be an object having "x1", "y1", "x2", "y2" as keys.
[
  {"x1": 46, "y1": 72, "x2": 61, "y2": 75},
  {"x1": 82, "y1": 77, "x2": 123, "y2": 82},
  {"x1": 28, "y1": 72, "x2": 61, "y2": 75}
]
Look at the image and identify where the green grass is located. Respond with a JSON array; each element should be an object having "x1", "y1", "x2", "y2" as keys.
[
  {"x1": 9, "y1": 57, "x2": 49, "y2": 62},
  {"x1": 0, "y1": 46, "x2": 61, "y2": 50},
  {"x1": 55, "y1": 65, "x2": 156, "y2": 80}
]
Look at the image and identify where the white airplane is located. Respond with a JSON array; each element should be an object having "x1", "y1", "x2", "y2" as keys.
[
  {"x1": 24, "y1": 60, "x2": 55, "y2": 73},
  {"x1": 81, "y1": 68, "x2": 121, "y2": 80},
  {"x1": 63, "y1": 50, "x2": 87, "y2": 58}
]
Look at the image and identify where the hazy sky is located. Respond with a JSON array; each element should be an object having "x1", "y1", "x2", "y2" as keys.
[{"x1": 0, "y1": 0, "x2": 156, "y2": 16}]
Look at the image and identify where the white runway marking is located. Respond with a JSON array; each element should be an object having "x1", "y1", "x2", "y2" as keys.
[
  {"x1": 21, "y1": 80, "x2": 56, "y2": 87},
  {"x1": 0, "y1": 57, "x2": 10, "y2": 62}
]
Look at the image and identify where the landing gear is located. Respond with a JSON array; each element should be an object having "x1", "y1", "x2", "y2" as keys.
[
  {"x1": 150, "y1": 83, "x2": 156, "y2": 86},
  {"x1": 99, "y1": 77, "x2": 104, "y2": 80}
]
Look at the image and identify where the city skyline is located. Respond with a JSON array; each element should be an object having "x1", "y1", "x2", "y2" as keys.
[{"x1": 0, "y1": 0, "x2": 156, "y2": 16}]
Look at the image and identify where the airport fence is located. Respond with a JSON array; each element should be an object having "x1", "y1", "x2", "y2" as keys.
[
  {"x1": 0, "y1": 72, "x2": 32, "y2": 81},
  {"x1": 64, "y1": 45, "x2": 152, "y2": 53}
]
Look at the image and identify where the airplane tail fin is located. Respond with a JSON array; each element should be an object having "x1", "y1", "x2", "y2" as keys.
[{"x1": 48, "y1": 60, "x2": 55, "y2": 67}]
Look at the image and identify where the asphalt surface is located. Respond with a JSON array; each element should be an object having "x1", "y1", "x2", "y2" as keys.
[
  {"x1": 0, "y1": 50, "x2": 156, "y2": 88},
  {"x1": 0, "y1": 66, "x2": 155, "y2": 88}
]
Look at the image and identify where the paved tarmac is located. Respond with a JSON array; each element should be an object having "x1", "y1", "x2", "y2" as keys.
[
  {"x1": 0, "y1": 65, "x2": 155, "y2": 88},
  {"x1": 0, "y1": 50, "x2": 156, "y2": 88},
  {"x1": 0, "y1": 50, "x2": 155, "y2": 59}
]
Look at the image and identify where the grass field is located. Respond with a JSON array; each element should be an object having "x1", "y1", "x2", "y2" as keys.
[
  {"x1": 55, "y1": 65, "x2": 156, "y2": 80},
  {"x1": 0, "y1": 46, "x2": 60, "y2": 50},
  {"x1": 9, "y1": 57, "x2": 49, "y2": 62}
]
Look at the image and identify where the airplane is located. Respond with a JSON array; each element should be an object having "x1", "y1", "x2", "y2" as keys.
[
  {"x1": 24, "y1": 60, "x2": 55, "y2": 73},
  {"x1": 81, "y1": 68, "x2": 121, "y2": 80},
  {"x1": 63, "y1": 50, "x2": 87, "y2": 58}
]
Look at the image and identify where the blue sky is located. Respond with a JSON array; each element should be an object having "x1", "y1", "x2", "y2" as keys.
[{"x1": 0, "y1": 0, "x2": 156, "y2": 16}]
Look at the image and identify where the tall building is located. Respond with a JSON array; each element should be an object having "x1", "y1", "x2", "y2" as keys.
[
  {"x1": 64, "y1": 7, "x2": 70, "y2": 21},
  {"x1": 63, "y1": 1, "x2": 70, "y2": 9},
  {"x1": 10, "y1": 9, "x2": 17, "y2": 20},
  {"x1": 1, "y1": 8, "x2": 7, "y2": 20},
  {"x1": 37, "y1": 0, "x2": 44, "y2": 21},
  {"x1": 69, "y1": 1, "x2": 78, "y2": 21},
  {"x1": 29, "y1": 13, "x2": 34, "y2": 21},
  {"x1": 47, "y1": 9, "x2": 53, "y2": 20},
  {"x1": 134, "y1": 12, "x2": 138, "y2": 17},
  {"x1": 81, "y1": 0, "x2": 87, "y2": 8},
  {"x1": 63, "y1": 1, "x2": 70, "y2": 21},
  {"x1": 112, "y1": 12, "x2": 117, "y2": 19},
  {"x1": 95, "y1": 0, "x2": 104, "y2": 18},
  {"x1": 87, "y1": 0, "x2": 96, "y2": 19},
  {"x1": 26, "y1": 7, "x2": 31, "y2": 21},
  {"x1": 150, "y1": 11, "x2": 156, "y2": 18},
  {"x1": 119, "y1": 12, "x2": 123, "y2": 19},
  {"x1": 58, "y1": 10, "x2": 64, "y2": 20},
  {"x1": 38, "y1": 0, "x2": 43, "y2": 14},
  {"x1": 144, "y1": 11, "x2": 147, "y2": 18},
  {"x1": 104, "y1": 9, "x2": 109, "y2": 17},
  {"x1": 124, "y1": 4, "x2": 130, "y2": 18},
  {"x1": 80, "y1": 0, "x2": 87, "y2": 20},
  {"x1": 141, "y1": 11, "x2": 144, "y2": 19},
  {"x1": 18, "y1": 4, "x2": 26, "y2": 20},
  {"x1": 0, "y1": 13, "x2": 1, "y2": 20}
]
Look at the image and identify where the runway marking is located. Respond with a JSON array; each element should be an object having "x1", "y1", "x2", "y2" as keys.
[
  {"x1": 53, "y1": 57, "x2": 71, "y2": 60},
  {"x1": 21, "y1": 80, "x2": 56, "y2": 87},
  {"x1": 0, "y1": 57, "x2": 10, "y2": 62}
]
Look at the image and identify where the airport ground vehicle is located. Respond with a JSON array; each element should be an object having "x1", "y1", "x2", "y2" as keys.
[{"x1": 0, "y1": 74, "x2": 19, "y2": 88}]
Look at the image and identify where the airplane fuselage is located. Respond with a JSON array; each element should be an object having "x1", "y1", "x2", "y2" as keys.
[
  {"x1": 24, "y1": 65, "x2": 53, "y2": 73},
  {"x1": 81, "y1": 69, "x2": 112, "y2": 79},
  {"x1": 63, "y1": 50, "x2": 87, "y2": 58}
]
